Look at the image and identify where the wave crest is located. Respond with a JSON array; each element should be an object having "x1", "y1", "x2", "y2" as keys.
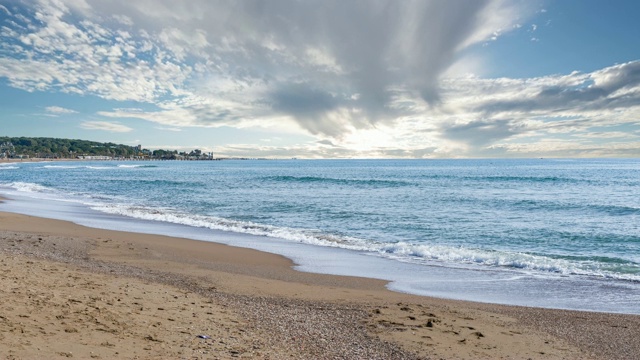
[{"x1": 265, "y1": 175, "x2": 412, "y2": 187}]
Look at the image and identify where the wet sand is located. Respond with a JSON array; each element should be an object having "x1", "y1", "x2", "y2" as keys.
[{"x1": 1, "y1": 211, "x2": 639, "y2": 359}]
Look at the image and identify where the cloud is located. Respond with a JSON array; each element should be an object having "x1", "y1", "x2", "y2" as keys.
[
  {"x1": 155, "y1": 126, "x2": 182, "y2": 132},
  {"x1": 268, "y1": 82, "x2": 349, "y2": 136},
  {"x1": 422, "y1": 60, "x2": 640, "y2": 156},
  {"x1": 441, "y1": 119, "x2": 521, "y2": 147},
  {"x1": 45, "y1": 106, "x2": 77, "y2": 114},
  {"x1": 0, "y1": 4, "x2": 10, "y2": 15},
  {"x1": 80, "y1": 121, "x2": 133, "y2": 133},
  {"x1": 487, "y1": 141, "x2": 640, "y2": 158},
  {"x1": 1, "y1": 1, "x2": 638, "y2": 158},
  {"x1": 0, "y1": 1, "x2": 191, "y2": 102},
  {"x1": 472, "y1": 61, "x2": 640, "y2": 115},
  {"x1": 0, "y1": 0, "x2": 528, "y2": 139}
]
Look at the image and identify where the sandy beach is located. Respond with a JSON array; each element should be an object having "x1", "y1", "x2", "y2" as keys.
[{"x1": 1, "y1": 210, "x2": 639, "y2": 359}]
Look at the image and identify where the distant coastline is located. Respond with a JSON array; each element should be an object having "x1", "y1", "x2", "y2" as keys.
[
  {"x1": 1, "y1": 136, "x2": 217, "y2": 161},
  {"x1": 0, "y1": 157, "x2": 81, "y2": 163},
  {"x1": 0, "y1": 157, "x2": 278, "y2": 163}
]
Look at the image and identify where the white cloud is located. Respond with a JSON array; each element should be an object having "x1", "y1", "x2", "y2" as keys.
[
  {"x1": 80, "y1": 121, "x2": 133, "y2": 133},
  {"x1": 155, "y1": 126, "x2": 182, "y2": 132},
  {"x1": 0, "y1": 4, "x2": 11, "y2": 15},
  {"x1": 460, "y1": 0, "x2": 524, "y2": 47},
  {"x1": 158, "y1": 27, "x2": 209, "y2": 60},
  {"x1": 112, "y1": 14, "x2": 133, "y2": 26},
  {"x1": 45, "y1": 106, "x2": 77, "y2": 114},
  {"x1": 0, "y1": 0, "x2": 191, "y2": 102}
]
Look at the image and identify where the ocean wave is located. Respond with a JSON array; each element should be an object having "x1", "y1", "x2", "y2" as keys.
[
  {"x1": 0, "y1": 166, "x2": 19, "y2": 170},
  {"x1": 90, "y1": 203, "x2": 369, "y2": 249},
  {"x1": 501, "y1": 199, "x2": 640, "y2": 216},
  {"x1": 3, "y1": 181, "x2": 55, "y2": 193},
  {"x1": 379, "y1": 242, "x2": 639, "y2": 279},
  {"x1": 117, "y1": 164, "x2": 159, "y2": 168},
  {"x1": 86, "y1": 166, "x2": 116, "y2": 170},
  {"x1": 463, "y1": 175, "x2": 588, "y2": 184},
  {"x1": 43, "y1": 165, "x2": 83, "y2": 169},
  {"x1": 592, "y1": 204, "x2": 640, "y2": 216},
  {"x1": 90, "y1": 203, "x2": 640, "y2": 282},
  {"x1": 118, "y1": 179, "x2": 191, "y2": 187},
  {"x1": 264, "y1": 175, "x2": 412, "y2": 187}
]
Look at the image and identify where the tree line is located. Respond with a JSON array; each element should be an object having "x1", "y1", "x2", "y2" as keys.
[{"x1": 0, "y1": 136, "x2": 197, "y2": 159}]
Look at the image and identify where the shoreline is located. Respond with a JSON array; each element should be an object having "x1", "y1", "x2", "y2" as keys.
[
  {"x1": 1, "y1": 211, "x2": 639, "y2": 359},
  {"x1": 2, "y1": 169, "x2": 638, "y2": 315}
]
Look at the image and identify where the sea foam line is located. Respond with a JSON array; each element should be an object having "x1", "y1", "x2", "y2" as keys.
[
  {"x1": 43, "y1": 165, "x2": 83, "y2": 169},
  {"x1": 91, "y1": 202, "x2": 640, "y2": 282},
  {"x1": 117, "y1": 164, "x2": 158, "y2": 168},
  {"x1": 4, "y1": 181, "x2": 55, "y2": 193}
]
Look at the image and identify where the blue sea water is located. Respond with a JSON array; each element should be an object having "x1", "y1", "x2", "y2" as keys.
[{"x1": 1, "y1": 158, "x2": 639, "y2": 313}]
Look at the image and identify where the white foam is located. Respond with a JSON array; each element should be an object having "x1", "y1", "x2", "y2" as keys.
[
  {"x1": 43, "y1": 165, "x2": 83, "y2": 169},
  {"x1": 86, "y1": 166, "x2": 116, "y2": 170},
  {"x1": 5, "y1": 182, "x2": 54, "y2": 193},
  {"x1": 90, "y1": 203, "x2": 640, "y2": 282}
]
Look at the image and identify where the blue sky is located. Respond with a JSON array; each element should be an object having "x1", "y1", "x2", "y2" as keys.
[{"x1": 1, "y1": 0, "x2": 639, "y2": 158}]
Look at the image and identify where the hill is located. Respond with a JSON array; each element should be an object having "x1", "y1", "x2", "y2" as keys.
[
  {"x1": 0, "y1": 136, "x2": 142, "y2": 159},
  {"x1": 0, "y1": 136, "x2": 216, "y2": 160}
]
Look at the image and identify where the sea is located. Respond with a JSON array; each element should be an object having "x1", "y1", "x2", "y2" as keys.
[{"x1": 0, "y1": 158, "x2": 639, "y2": 314}]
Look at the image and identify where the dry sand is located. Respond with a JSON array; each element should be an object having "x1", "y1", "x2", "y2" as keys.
[{"x1": 1, "y1": 211, "x2": 639, "y2": 359}]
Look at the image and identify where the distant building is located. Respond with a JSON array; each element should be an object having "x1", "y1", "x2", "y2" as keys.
[
  {"x1": 0, "y1": 142, "x2": 15, "y2": 158},
  {"x1": 77, "y1": 155, "x2": 113, "y2": 160}
]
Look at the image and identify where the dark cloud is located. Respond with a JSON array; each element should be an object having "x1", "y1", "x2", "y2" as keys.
[
  {"x1": 434, "y1": 61, "x2": 640, "y2": 154},
  {"x1": 268, "y1": 82, "x2": 348, "y2": 136},
  {"x1": 479, "y1": 61, "x2": 640, "y2": 114},
  {"x1": 270, "y1": 82, "x2": 341, "y2": 117},
  {"x1": 399, "y1": 0, "x2": 489, "y2": 105},
  {"x1": 442, "y1": 119, "x2": 521, "y2": 147},
  {"x1": 316, "y1": 139, "x2": 339, "y2": 147}
]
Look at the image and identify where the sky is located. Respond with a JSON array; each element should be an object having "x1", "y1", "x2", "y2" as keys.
[{"x1": 1, "y1": 0, "x2": 639, "y2": 158}]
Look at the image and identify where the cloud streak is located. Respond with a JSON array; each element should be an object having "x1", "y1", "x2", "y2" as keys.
[
  {"x1": 80, "y1": 121, "x2": 133, "y2": 133},
  {"x1": 45, "y1": 106, "x2": 77, "y2": 114}
]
